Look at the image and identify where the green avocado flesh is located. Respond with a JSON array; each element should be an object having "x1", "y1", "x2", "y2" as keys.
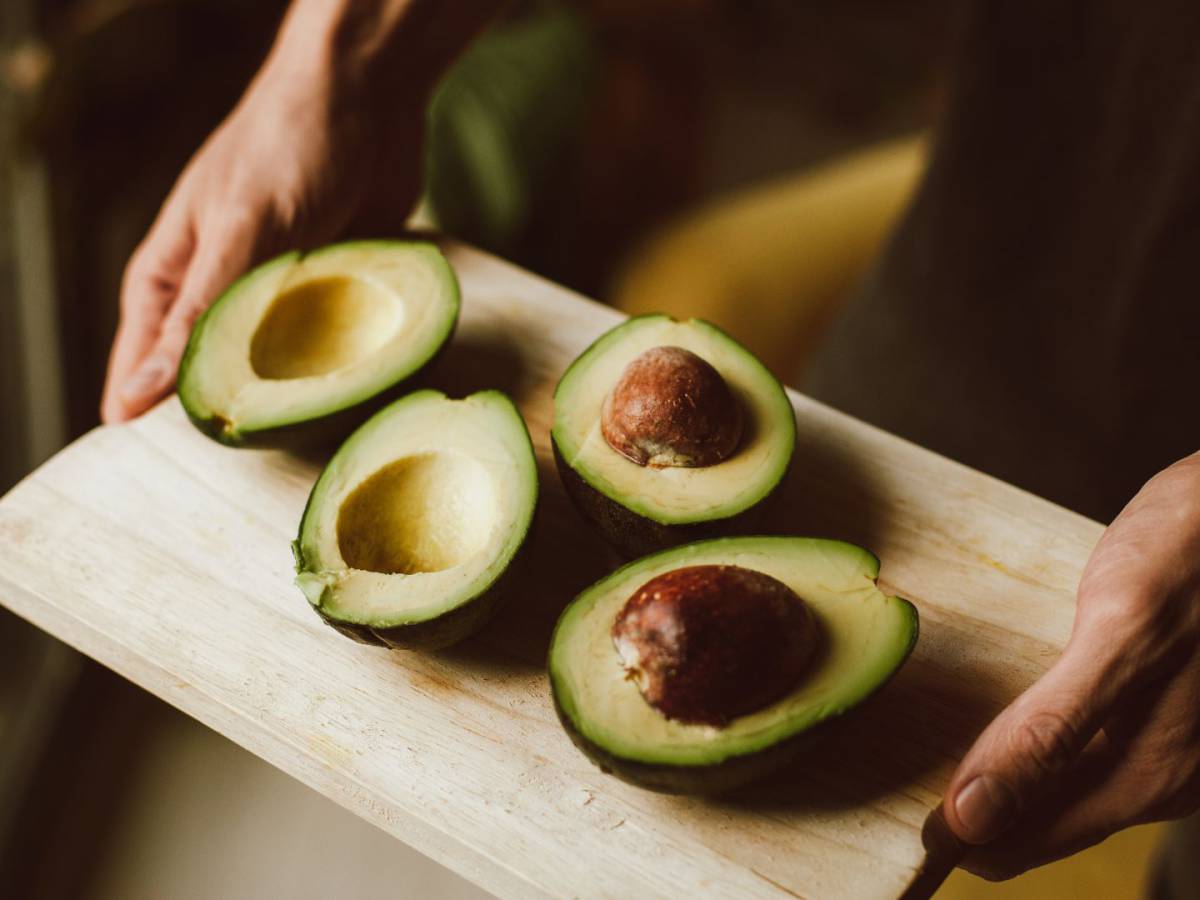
[
  {"x1": 551, "y1": 316, "x2": 795, "y2": 554},
  {"x1": 178, "y1": 241, "x2": 459, "y2": 446},
  {"x1": 294, "y1": 389, "x2": 537, "y2": 649},
  {"x1": 549, "y1": 536, "x2": 918, "y2": 793}
]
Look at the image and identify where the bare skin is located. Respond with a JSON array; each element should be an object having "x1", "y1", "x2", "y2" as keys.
[
  {"x1": 103, "y1": 0, "x2": 1200, "y2": 880},
  {"x1": 100, "y1": 0, "x2": 500, "y2": 423},
  {"x1": 940, "y1": 451, "x2": 1200, "y2": 878}
]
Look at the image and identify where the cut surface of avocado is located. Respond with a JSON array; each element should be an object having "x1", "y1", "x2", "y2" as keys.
[
  {"x1": 552, "y1": 316, "x2": 795, "y2": 536},
  {"x1": 294, "y1": 389, "x2": 537, "y2": 648},
  {"x1": 178, "y1": 241, "x2": 458, "y2": 445},
  {"x1": 549, "y1": 536, "x2": 917, "y2": 790}
]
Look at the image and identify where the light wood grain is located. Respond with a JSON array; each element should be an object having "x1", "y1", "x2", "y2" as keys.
[{"x1": 0, "y1": 240, "x2": 1104, "y2": 900}]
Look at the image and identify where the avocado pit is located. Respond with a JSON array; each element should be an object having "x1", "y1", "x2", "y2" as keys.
[
  {"x1": 600, "y1": 346, "x2": 742, "y2": 468},
  {"x1": 611, "y1": 564, "x2": 817, "y2": 726}
]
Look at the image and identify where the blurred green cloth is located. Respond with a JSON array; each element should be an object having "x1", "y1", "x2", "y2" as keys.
[{"x1": 425, "y1": 5, "x2": 598, "y2": 252}]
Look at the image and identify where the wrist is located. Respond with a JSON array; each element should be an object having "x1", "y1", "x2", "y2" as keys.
[{"x1": 267, "y1": 0, "x2": 501, "y2": 111}]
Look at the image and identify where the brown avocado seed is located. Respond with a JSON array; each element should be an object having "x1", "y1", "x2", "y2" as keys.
[
  {"x1": 611, "y1": 565, "x2": 818, "y2": 726},
  {"x1": 600, "y1": 346, "x2": 743, "y2": 468}
]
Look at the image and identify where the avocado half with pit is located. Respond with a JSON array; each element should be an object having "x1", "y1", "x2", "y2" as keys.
[
  {"x1": 552, "y1": 315, "x2": 795, "y2": 556},
  {"x1": 549, "y1": 536, "x2": 918, "y2": 794},
  {"x1": 178, "y1": 240, "x2": 459, "y2": 447},
  {"x1": 293, "y1": 389, "x2": 537, "y2": 649}
]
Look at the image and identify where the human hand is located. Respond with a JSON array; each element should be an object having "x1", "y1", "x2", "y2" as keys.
[
  {"x1": 101, "y1": 0, "x2": 500, "y2": 423},
  {"x1": 939, "y1": 450, "x2": 1200, "y2": 879},
  {"x1": 101, "y1": 47, "x2": 424, "y2": 423}
]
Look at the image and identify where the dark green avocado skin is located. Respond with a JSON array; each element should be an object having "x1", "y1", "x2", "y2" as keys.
[
  {"x1": 551, "y1": 438, "x2": 781, "y2": 558},
  {"x1": 292, "y1": 490, "x2": 537, "y2": 652},
  {"x1": 551, "y1": 691, "x2": 821, "y2": 795},
  {"x1": 549, "y1": 593, "x2": 919, "y2": 795},
  {"x1": 179, "y1": 332, "x2": 454, "y2": 451},
  {"x1": 311, "y1": 548, "x2": 529, "y2": 651},
  {"x1": 176, "y1": 239, "x2": 459, "y2": 450}
]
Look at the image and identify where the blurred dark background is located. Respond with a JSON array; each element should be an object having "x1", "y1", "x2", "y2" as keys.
[
  {"x1": 3, "y1": 0, "x2": 948, "y2": 456},
  {"x1": 0, "y1": 1, "x2": 956, "y2": 897}
]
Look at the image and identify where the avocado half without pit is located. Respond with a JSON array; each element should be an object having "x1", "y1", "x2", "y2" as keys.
[
  {"x1": 549, "y1": 536, "x2": 918, "y2": 794},
  {"x1": 293, "y1": 389, "x2": 537, "y2": 650},
  {"x1": 178, "y1": 240, "x2": 459, "y2": 446},
  {"x1": 552, "y1": 316, "x2": 795, "y2": 556}
]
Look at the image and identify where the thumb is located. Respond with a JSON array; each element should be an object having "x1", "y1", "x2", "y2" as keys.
[{"x1": 944, "y1": 630, "x2": 1132, "y2": 845}]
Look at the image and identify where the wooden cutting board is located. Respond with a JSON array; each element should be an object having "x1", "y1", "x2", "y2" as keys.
[{"x1": 0, "y1": 240, "x2": 1103, "y2": 899}]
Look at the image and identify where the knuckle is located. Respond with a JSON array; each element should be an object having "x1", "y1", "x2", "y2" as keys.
[
  {"x1": 1077, "y1": 592, "x2": 1178, "y2": 670},
  {"x1": 219, "y1": 202, "x2": 264, "y2": 237},
  {"x1": 1010, "y1": 710, "x2": 1079, "y2": 777},
  {"x1": 121, "y1": 243, "x2": 177, "y2": 314},
  {"x1": 267, "y1": 189, "x2": 301, "y2": 226}
]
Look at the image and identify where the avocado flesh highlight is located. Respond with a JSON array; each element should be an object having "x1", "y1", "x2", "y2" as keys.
[
  {"x1": 178, "y1": 241, "x2": 458, "y2": 444},
  {"x1": 549, "y1": 536, "x2": 917, "y2": 788},
  {"x1": 552, "y1": 316, "x2": 795, "y2": 527},
  {"x1": 294, "y1": 389, "x2": 537, "y2": 647}
]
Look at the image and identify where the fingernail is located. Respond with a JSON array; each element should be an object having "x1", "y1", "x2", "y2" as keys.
[
  {"x1": 954, "y1": 775, "x2": 1017, "y2": 844},
  {"x1": 120, "y1": 358, "x2": 170, "y2": 403}
]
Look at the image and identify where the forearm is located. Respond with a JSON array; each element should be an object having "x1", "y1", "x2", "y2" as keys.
[{"x1": 266, "y1": 0, "x2": 505, "y2": 105}]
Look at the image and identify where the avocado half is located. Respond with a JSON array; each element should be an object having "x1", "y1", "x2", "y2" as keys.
[
  {"x1": 549, "y1": 536, "x2": 918, "y2": 794},
  {"x1": 551, "y1": 316, "x2": 795, "y2": 556},
  {"x1": 178, "y1": 240, "x2": 459, "y2": 447},
  {"x1": 293, "y1": 389, "x2": 537, "y2": 650}
]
